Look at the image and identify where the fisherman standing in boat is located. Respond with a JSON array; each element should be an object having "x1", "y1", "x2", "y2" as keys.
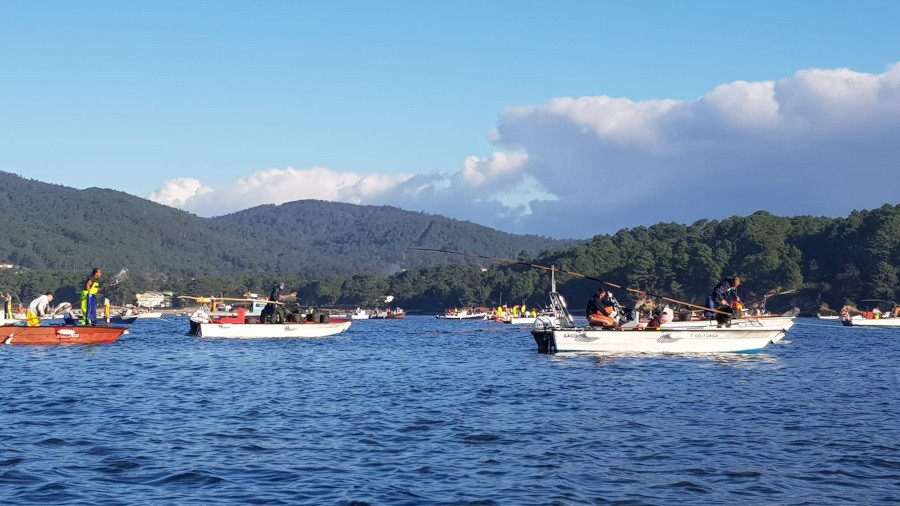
[
  {"x1": 81, "y1": 268, "x2": 104, "y2": 326},
  {"x1": 705, "y1": 276, "x2": 741, "y2": 319},
  {"x1": 261, "y1": 282, "x2": 296, "y2": 323},
  {"x1": 3, "y1": 291, "x2": 11, "y2": 319},
  {"x1": 586, "y1": 286, "x2": 617, "y2": 328},
  {"x1": 26, "y1": 292, "x2": 54, "y2": 327}
]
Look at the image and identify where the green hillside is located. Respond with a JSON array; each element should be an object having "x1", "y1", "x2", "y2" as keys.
[
  {"x1": 212, "y1": 200, "x2": 575, "y2": 275},
  {"x1": 0, "y1": 171, "x2": 576, "y2": 278}
]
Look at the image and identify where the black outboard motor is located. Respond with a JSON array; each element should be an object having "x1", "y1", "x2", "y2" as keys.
[{"x1": 531, "y1": 328, "x2": 556, "y2": 354}]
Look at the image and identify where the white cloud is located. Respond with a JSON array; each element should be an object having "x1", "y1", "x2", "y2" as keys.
[
  {"x1": 151, "y1": 167, "x2": 413, "y2": 216},
  {"x1": 147, "y1": 178, "x2": 213, "y2": 207},
  {"x1": 150, "y1": 63, "x2": 900, "y2": 238}
]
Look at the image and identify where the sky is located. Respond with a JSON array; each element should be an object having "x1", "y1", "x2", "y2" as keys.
[{"x1": 2, "y1": 0, "x2": 899, "y2": 239}]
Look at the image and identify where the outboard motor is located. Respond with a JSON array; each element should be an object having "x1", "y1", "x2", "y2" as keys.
[
  {"x1": 531, "y1": 327, "x2": 556, "y2": 354},
  {"x1": 189, "y1": 307, "x2": 210, "y2": 335}
]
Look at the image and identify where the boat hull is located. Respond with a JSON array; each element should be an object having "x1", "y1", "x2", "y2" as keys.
[
  {"x1": 532, "y1": 326, "x2": 785, "y2": 354},
  {"x1": 436, "y1": 313, "x2": 487, "y2": 320},
  {"x1": 194, "y1": 319, "x2": 352, "y2": 338},
  {"x1": 1, "y1": 325, "x2": 127, "y2": 345},
  {"x1": 842, "y1": 317, "x2": 900, "y2": 327},
  {"x1": 661, "y1": 316, "x2": 795, "y2": 333},
  {"x1": 504, "y1": 315, "x2": 560, "y2": 326}
]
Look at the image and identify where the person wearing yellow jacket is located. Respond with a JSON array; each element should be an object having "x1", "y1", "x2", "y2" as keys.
[{"x1": 81, "y1": 268, "x2": 103, "y2": 326}]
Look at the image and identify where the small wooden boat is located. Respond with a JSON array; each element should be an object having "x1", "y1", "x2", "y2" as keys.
[{"x1": 1, "y1": 325, "x2": 128, "y2": 345}]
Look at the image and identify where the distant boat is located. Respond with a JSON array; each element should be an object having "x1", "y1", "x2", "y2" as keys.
[
  {"x1": 436, "y1": 307, "x2": 488, "y2": 320},
  {"x1": 841, "y1": 315, "x2": 900, "y2": 327},
  {"x1": 370, "y1": 308, "x2": 406, "y2": 320},
  {"x1": 350, "y1": 308, "x2": 370, "y2": 320}
]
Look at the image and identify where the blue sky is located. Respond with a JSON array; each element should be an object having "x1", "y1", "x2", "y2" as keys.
[{"x1": 2, "y1": 1, "x2": 899, "y2": 238}]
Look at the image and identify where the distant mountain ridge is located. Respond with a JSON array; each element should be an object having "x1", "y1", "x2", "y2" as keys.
[
  {"x1": 212, "y1": 200, "x2": 574, "y2": 275},
  {"x1": 0, "y1": 171, "x2": 578, "y2": 278}
]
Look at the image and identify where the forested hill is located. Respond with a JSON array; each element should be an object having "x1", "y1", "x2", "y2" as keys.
[
  {"x1": 0, "y1": 171, "x2": 576, "y2": 278},
  {"x1": 527, "y1": 204, "x2": 900, "y2": 312},
  {"x1": 211, "y1": 201, "x2": 574, "y2": 274}
]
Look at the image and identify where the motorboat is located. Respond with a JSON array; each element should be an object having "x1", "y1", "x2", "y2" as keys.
[
  {"x1": 370, "y1": 308, "x2": 406, "y2": 319},
  {"x1": 436, "y1": 308, "x2": 488, "y2": 320},
  {"x1": 531, "y1": 291, "x2": 786, "y2": 354},
  {"x1": 841, "y1": 315, "x2": 900, "y2": 327},
  {"x1": 350, "y1": 308, "x2": 370, "y2": 320},
  {"x1": 188, "y1": 307, "x2": 351, "y2": 338}
]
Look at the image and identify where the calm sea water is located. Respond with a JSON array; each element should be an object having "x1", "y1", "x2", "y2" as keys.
[{"x1": 1, "y1": 316, "x2": 898, "y2": 504}]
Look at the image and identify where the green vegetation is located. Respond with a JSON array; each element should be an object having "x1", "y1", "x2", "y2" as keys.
[
  {"x1": 0, "y1": 171, "x2": 897, "y2": 314},
  {"x1": 0, "y1": 171, "x2": 572, "y2": 278}
]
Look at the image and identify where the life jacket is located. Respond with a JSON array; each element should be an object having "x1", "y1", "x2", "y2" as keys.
[{"x1": 82, "y1": 277, "x2": 100, "y2": 298}]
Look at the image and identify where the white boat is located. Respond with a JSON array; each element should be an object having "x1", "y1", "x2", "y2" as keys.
[
  {"x1": 841, "y1": 315, "x2": 900, "y2": 327},
  {"x1": 505, "y1": 315, "x2": 540, "y2": 325},
  {"x1": 660, "y1": 315, "x2": 795, "y2": 332},
  {"x1": 503, "y1": 311, "x2": 560, "y2": 326},
  {"x1": 533, "y1": 325, "x2": 786, "y2": 354},
  {"x1": 436, "y1": 309, "x2": 488, "y2": 320},
  {"x1": 192, "y1": 319, "x2": 352, "y2": 339},
  {"x1": 531, "y1": 291, "x2": 786, "y2": 354},
  {"x1": 187, "y1": 302, "x2": 351, "y2": 338},
  {"x1": 350, "y1": 308, "x2": 370, "y2": 320},
  {"x1": 817, "y1": 314, "x2": 840, "y2": 320}
]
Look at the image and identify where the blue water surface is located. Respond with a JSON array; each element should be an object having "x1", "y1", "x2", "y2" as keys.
[{"x1": 1, "y1": 316, "x2": 898, "y2": 504}]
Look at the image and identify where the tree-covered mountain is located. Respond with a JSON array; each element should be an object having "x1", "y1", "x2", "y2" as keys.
[
  {"x1": 346, "y1": 205, "x2": 898, "y2": 315},
  {"x1": 1, "y1": 171, "x2": 896, "y2": 315},
  {"x1": 211, "y1": 200, "x2": 573, "y2": 275},
  {"x1": 0, "y1": 171, "x2": 576, "y2": 278}
]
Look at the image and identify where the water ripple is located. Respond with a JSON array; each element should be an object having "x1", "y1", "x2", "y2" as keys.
[{"x1": 1, "y1": 317, "x2": 899, "y2": 503}]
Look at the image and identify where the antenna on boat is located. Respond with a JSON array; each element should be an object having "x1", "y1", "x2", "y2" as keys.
[{"x1": 551, "y1": 265, "x2": 557, "y2": 292}]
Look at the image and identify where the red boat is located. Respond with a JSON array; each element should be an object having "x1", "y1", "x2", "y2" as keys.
[{"x1": 1, "y1": 325, "x2": 127, "y2": 345}]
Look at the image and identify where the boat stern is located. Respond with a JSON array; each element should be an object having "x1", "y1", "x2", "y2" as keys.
[{"x1": 531, "y1": 327, "x2": 557, "y2": 354}]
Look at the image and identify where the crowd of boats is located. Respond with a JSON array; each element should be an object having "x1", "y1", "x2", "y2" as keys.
[{"x1": 3, "y1": 285, "x2": 897, "y2": 351}]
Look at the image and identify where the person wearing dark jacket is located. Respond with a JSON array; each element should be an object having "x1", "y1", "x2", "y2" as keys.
[
  {"x1": 261, "y1": 283, "x2": 297, "y2": 323},
  {"x1": 586, "y1": 286, "x2": 617, "y2": 328},
  {"x1": 705, "y1": 276, "x2": 741, "y2": 319}
]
